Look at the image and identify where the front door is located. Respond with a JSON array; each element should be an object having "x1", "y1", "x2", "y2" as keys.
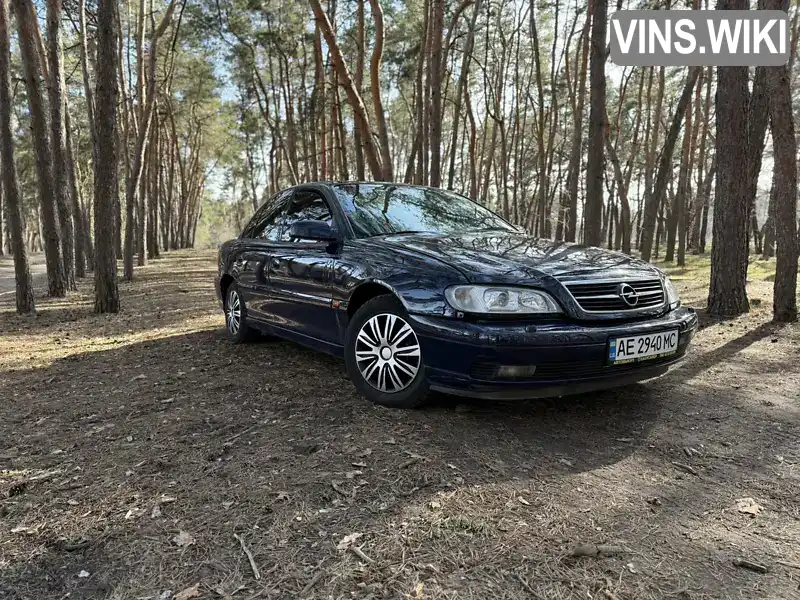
[
  {"x1": 235, "y1": 189, "x2": 292, "y2": 323},
  {"x1": 263, "y1": 189, "x2": 340, "y2": 344}
]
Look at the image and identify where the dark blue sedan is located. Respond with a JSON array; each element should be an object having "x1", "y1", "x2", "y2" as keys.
[{"x1": 215, "y1": 182, "x2": 697, "y2": 408}]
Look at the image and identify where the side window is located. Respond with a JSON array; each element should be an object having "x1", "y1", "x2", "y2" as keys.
[
  {"x1": 280, "y1": 191, "x2": 333, "y2": 243},
  {"x1": 240, "y1": 203, "x2": 270, "y2": 239},
  {"x1": 243, "y1": 190, "x2": 291, "y2": 240}
]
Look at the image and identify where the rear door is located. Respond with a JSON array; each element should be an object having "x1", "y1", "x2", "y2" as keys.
[
  {"x1": 233, "y1": 189, "x2": 292, "y2": 323},
  {"x1": 262, "y1": 189, "x2": 340, "y2": 344}
]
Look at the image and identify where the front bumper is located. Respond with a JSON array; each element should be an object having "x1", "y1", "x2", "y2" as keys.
[{"x1": 410, "y1": 306, "x2": 698, "y2": 400}]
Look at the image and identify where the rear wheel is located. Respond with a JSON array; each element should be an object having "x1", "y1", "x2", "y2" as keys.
[
  {"x1": 225, "y1": 283, "x2": 255, "y2": 343},
  {"x1": 345, "y1": 295, "x2": 430, "y2": 408}
]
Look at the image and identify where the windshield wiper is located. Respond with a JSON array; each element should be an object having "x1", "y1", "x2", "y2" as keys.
[{"x1": 371, "y1": 230, "x2": 428, "y2": 237}]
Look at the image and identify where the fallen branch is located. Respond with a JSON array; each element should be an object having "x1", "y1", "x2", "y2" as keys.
[
  {"x1": 214, "y1": 584, "x2": 245, "y2": 597},
  {"x1": 225, "y1": 424, "x2": 259, "y2": 445},
  {"x1": 350, "y1": 545, "x2": 374, "y2": 564},
  {"x1": 777, "y1": 560, "x2": 800, "y2": 570},
  {"x1": 234, "y1": 533, "x2": 261, "y2": 580},
  {"x1": 300, "y1": 570, "x2": 326, "y2": 596},
  {"x1": 570, "y1": 544, "x2": 627, "y2": 558},
  {"x1": 672, "y1": 461, "x2": 699, "y2": 476},
  {"x1": 514, "y1": 573, "x2": 545, "y2": 599},
  {"x1": 733, "y1": 558, "x2": 769, "y2": 574},
  {"x1": 331, "y1": 480, "x2": 349, "y2": 496}
]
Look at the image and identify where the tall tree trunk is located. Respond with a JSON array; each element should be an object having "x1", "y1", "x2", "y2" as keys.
[
  {"x1": 745, "y1": 66, "x2": 769, "y2": 257},
  {"x1": 0, "y1": 0, "x2": 34, "y2": 312},
  {"x1": 280, "y1": 55, "x2": 301, "y2": 181},
  {"x1": 368, "y1": 0, "x2": 392, "y2": 180},
  {"x1": 309, "y1": 0, "x2": 383, "y2": 180},
  {"x1": 138, "y1": 128, "x2": 148, "y2": 266},
  {"x1": 428, "y1": 0, "x2": 444, "y2": 187},
  {"x1": 667, "y1": 78, "x2": 694, "y2": 265},
  {"x1": 765, "y1": 0, "x2": 798, "y2": 322},
  {"x1": 465, "y1": 83, "x2": 478, "y2": 200},
  {"x1": 564, "y1": 6, "x2": 591, "y2": 242},
  {"x1": 603, "y1": 128, "x2": 632, "y2": 255},
  {"x1": 447, "y1": 0, "x2": 480, "y2": 190},
  {"x1": 530, "y1": 4, "x2": 548, "y2": 237},
  {"x1": 124, "y1": 0, "x2": 177, "y2": 280},
  {"x1": 708, "y1": 0, "x2": 750, "y2": 317},
  {"x1": 64, "y1": 105, "x2": 86, "y2": 279},
  {"x1": 640, "y1": 67, "x2": 700, "y2": 262},
  {"x1": 761, "y1": 174, "x2": 776, "y2": 259},
  {"x1": 73, "y1": 148, "x2": 94, "y2": 270},
  {"x1": 641, "y1": 66, "x2": 664, "y2": 251},
  {"x1": 353, "y1": 0, "x2": 365, "y2": 180},
  {"x1": 94, "y1": 0, "x2": 120, "y2": 313},
  {"x1": 12, "y1": 0, "x2": 66, "y2": 297},
  {"x1": 620, "y1": 70, "x2": 645, "y2": 254},
  {"x1": 153, "y1": 125, "x2": 161, "y2": 257},
  {"x1": 78, "y1": 0, "x2": 96, "y2": 154},
  {"x1": 699, "y1": 157, "x2": 715, "y2": 254},
  {"x1": 690, "y1": 66, "x2": 712, "y2": 253},
  {"x1": 583, "y1": 0, "x2": 606, "y2": 247},
  {"x1": 313, "y1": 24, "x2": 326, "y2": 180},
  {"x1": 412, "y1": 0, "x2": 429, "y2": 185},
  {"x1": 47, "y1": 0, "x2": 76, "y2": 291},
  {"x1": 334, "y1": 83, "x2": 350, "y2": 179}
]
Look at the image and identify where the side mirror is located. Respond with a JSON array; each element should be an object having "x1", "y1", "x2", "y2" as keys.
[{"x1": 287, "y1": 219, "x2": 337, "y2": 242}]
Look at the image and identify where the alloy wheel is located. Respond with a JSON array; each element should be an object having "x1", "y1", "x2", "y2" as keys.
[
  {"x1": 355, "y1": 313, "x2": 421, "y2": 393},
  {"x1": 226, "y1": 289, "x2": 241, "y2": 335}
]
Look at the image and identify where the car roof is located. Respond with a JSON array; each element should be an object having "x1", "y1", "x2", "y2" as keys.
[{"x1": 307, "y1": 181, "x2": 455, "y2": 193}]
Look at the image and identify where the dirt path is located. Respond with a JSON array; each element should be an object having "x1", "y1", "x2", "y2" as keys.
[
  {"x1": 0, "y1": 253, "x2": 48, "y2": 297},
  {"x1": 1, "y1": 250, "x2": 798, "y2": 600}
]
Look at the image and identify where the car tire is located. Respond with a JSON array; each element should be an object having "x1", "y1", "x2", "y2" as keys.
[
  {"x1": 224, "y1": 283, "x2": 256, "y2": 344},
  {"x1": 344, "y1": 295, "x2": 430, "y2": 409}
]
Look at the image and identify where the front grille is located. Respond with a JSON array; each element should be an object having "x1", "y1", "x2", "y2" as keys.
[{"x1": 564, "y1": 279, "x2": 665, "y2": 313}]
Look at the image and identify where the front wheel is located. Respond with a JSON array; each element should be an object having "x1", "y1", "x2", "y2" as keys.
[
  {"x1": 225, "y1": 283, "x2": 256, "y2": 343},
  {"x1": 344, "y1": 295, "x2": 430, "y2": 409}
]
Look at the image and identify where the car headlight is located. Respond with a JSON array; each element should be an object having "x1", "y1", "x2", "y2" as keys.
[
  {"x1": 445, "y1": 285, "x2": 562, "y2": 314},
  {"x1": 664, "y1": 277, "x2": 680, "y2": 310}
]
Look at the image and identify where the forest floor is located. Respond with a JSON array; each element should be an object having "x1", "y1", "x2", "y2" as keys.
[{"x1": 1, "y1": 249, "x2": 799, "y2": 600}]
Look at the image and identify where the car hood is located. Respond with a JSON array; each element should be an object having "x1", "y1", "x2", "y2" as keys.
[{"x1": 374, "y1": 232, "x2": 661, "y2": 284}]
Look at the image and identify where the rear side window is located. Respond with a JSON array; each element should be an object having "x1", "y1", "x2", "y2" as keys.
[
  {"x1": 241, "y1": 190, "x2": 291, "y2": 240},
  {"x1": 280, "y1": 191, "x2": 333, "y2": 242}
]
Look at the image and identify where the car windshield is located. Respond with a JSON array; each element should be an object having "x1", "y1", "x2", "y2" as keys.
[{"x1": 331, "y1": 183, "x2": 517, "y2": 238}]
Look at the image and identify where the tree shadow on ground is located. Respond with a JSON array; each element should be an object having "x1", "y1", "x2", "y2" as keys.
[{"x1": 674, "y1": 321, "x2": 781, "y2": 381}]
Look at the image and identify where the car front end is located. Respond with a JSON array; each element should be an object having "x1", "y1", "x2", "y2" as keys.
[{"x1": 409, "y1": 273, "x2": 697, "y2": 400}]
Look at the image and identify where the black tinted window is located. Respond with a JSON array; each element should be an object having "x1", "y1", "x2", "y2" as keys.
[
  {"x1": 331, "y1": 184, "x2": 515, "y2": 238},
  {"x1": 281, "y1": 191, "x2": 333, "y2": 242},
  {"x1": 243, "y1": 190, "x2": 290, "y2": 240}
]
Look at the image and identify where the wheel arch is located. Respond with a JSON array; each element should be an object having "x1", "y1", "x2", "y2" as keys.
[
  {"x1": 220, "y1": 274, "x2": 235, "y2": 307},
  {"x1": 347, "y1": 281, "x2": 402, "y2": 318}
]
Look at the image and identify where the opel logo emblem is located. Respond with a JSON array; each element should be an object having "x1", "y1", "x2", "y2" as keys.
[{"x1": 618, "y1": 283, "x2": 639, "y2": 307}]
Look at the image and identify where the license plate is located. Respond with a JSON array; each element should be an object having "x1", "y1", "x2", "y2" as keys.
[{"x1": 608, "y1": 330, "x2": 679, "y2": 364}]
